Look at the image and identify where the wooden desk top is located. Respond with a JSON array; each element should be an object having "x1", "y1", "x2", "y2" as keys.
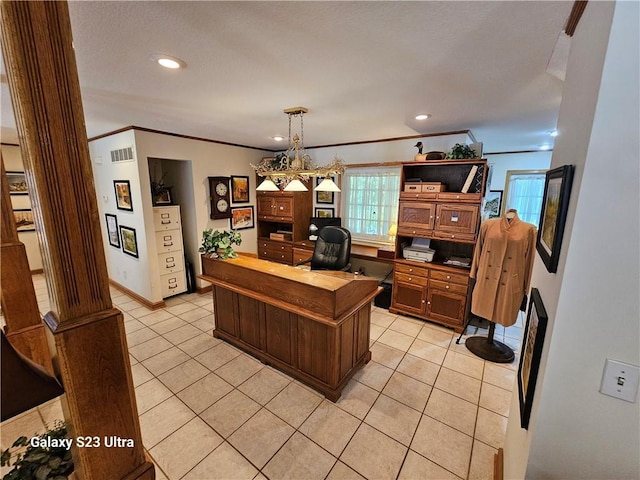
[{"x1": 200, "y1": 255, "x2": 380, "y2": 322}]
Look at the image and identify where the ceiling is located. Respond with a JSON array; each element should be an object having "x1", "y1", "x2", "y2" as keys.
[{"x1": 1, "y1": 1, "x2": 574, "y2": 154}]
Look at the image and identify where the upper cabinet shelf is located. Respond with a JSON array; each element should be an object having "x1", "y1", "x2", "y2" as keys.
[{"x1": 401, "y1": 160, "x2": 487, "y2": 196}]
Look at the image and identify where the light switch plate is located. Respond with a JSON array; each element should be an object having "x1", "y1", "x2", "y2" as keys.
[{"x1": 600, "y1": 358, "x2": 639, "y2": 403}]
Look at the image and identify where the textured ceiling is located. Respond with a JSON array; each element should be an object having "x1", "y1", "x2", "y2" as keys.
[{"x1": 1, "y1": 1, "x2": 573, "y2": 153}]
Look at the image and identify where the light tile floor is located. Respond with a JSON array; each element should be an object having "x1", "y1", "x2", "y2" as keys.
[{"x1": 1, "y1": 275, "x2": 524, "y2": 480}]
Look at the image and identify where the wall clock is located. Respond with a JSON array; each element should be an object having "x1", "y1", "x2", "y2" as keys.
[{"x1": 208, "y1": 176, "x2": 232, "y2": 219}]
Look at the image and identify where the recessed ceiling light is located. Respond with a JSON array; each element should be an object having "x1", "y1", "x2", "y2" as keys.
[
  {"x1": 149, "y1": 53, "x2": 186, "y2": 69},
  {"x1": 415, "y1": 114, "x2": 431, "y2": 121},
  {"x1": 549, "y1": 130, "x2": 559, "y2": 137},
  {"x1": 539, "y1": 144, "x2": 551, "y2": 151},
  {"x1": 272, "y1": 136, "x2": 285, "y2": 142}
]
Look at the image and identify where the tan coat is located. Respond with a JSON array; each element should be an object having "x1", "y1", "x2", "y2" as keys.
[{"x1": 470, "y1": 211, "x2": 536, "y2": 327}]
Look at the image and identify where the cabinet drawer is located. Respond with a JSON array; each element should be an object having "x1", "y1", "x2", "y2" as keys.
[
  {"x1": 259, "y1": 249, "x2": 293, "y2": 264},
  {"x1": 400, "y1": 192, "x2": 438, "y2": 201},
  {"x1": 395, "y1": 272, "x2": 428, "y2": 287},
  {"x1": 429, "y1": 279, "x2": 467, "y2": 295},
  {"x1": 436, "y1": 192, "x2": 482, "y2": 203},
  {"x1": 158, "y1": 252, "x2": 184, "y2": 275},
  {"x1": 432, "y1": 231, "x2": 476, "y2": 242},
  {"x1": 430, "y1": 270, "x2": 469, "y2": 285},
  {"x1": 160, "y1": 271, "x2": 187, "y2": 298},
  {"x1": 153, "y1": 207, "x2": 181, "y2": 230},
  {"x1": 395, "y1": 263, "x2": 429, "y2": 278},
  {"x1": 155, "y1": 230, "x2": 184, "y2": 254}
]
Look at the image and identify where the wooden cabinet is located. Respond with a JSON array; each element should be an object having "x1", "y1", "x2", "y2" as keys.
[
  {"x1": 256, "y1": 186, "x2": 312, "y2": 265},
  {"x1": 390, "y1": 160, "x2": 486, "y2": 332},
  {"x1": 153, "y1": 206, "x2": 187, "y2": 297}
]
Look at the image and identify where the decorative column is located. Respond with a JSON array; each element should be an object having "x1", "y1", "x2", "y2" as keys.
[
  {"x1": 0, "y1": 2, "x2": 154, "y2": 479},
  {"x1": 1, "y1": 156, "x2": 55, "y2": 375}
]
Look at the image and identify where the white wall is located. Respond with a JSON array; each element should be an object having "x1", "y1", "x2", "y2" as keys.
[
  {"x1": 504, "y1": 1, "x2": 640, "y2": 478},
  {"x1": 1, "y1": 144, "x2": 43, "y2": 271},
  {"x1": 484, "y1": 152, "x2": 552, "y2": 192}
]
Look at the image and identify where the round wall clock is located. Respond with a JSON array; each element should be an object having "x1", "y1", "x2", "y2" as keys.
[{"x1": 208, "y1": 176, "x2": 232, "y2": 219}]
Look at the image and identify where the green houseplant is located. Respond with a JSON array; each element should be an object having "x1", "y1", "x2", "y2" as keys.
[
  {"x1": 199, "y1": 229, "x2": 242, "y2": 259},
  {"x1": 1, "y1": 421, "x2": 74, "y2": 480},
  {"x1": 446, "y1": 143, "x2": 479, "y2": 159}
]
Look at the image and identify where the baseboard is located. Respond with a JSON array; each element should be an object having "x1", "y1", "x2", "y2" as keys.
[
  {"x1": 197, "y1": 285, "x2": 212, "y2": 295},
  {"x1": 108, "y1": 279, "x2": 165, "y2": 310},
  {"x1": 494, "y1": 448, "x2": 504, "y2": 480}
]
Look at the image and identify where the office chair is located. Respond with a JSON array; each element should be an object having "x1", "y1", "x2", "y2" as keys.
[{"x1": 297, "y1": 226, "x2": 352, "y2": 271}]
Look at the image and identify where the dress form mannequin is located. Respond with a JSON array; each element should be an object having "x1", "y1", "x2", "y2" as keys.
[{"x1": 464, "y1": 209, "x2": 536, "y2": 363}]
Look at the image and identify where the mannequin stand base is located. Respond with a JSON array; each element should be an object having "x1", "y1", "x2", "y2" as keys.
[{"x1": 465, "y1": 336, "x2": 514, "y2": 363}]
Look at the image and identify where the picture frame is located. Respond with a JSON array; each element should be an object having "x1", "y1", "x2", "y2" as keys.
[
  {"x1": 7, "y1": 171, "x2": 28, "y2": 195},
  {"x1": 316, "y1": 176, "x2": 335, "y2": 204},
  {"x1": 231, "y1": 175, "x2": 250, "y2": 203},
  {"x1": 518, "y1": 287, "x2": 549, "y2": 429},
  {"x1": 536, "y1": 165, "x2": 574, "y2": 273},
  {"x1": 13, "y1": 209, "x2": 35, "y2": 232},
  {"x1": 482, "y1": 189, "x2": 503, "y2": 219},
  {"x1": 230, "y1": 206, "x2": 254, "y2": 230},
  {"x1": 153, "y1": 187, "x2": 172, "y2": 206},
  {"x1": 315, "y1": 207, "x2": 335, "y2": 218},
  {"x1": 105, "y1": 213, "x2": 120, "y2": 248},
  {"x1": 114, "y1": 180, "x2": 133, "y2": 211},
  {"x1": 119, "y1": 225, "x2": 139, "y2": 258}
]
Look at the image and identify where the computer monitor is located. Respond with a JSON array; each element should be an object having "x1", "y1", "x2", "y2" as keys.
[{"x1": 309, "y1": 217, "x2": 342, "y2": 240}]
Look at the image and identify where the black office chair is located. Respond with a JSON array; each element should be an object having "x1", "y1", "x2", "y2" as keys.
[{"x1": 297, "y1": 226, "x2": 352, "y2": 271}]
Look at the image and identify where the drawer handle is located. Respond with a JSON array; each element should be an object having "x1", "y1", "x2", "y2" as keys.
[
  {"x1": 163, "y1": 242, "x2": 173, "y2": 247},
  {"x1": 451, "y1": 235, "x2": 455, "y2": 238},
  {"x1": 447, "y1": 275, "x2": 451, "y2": 279},
  {"x1": 168, "y1": 284, "x2": 177, "y2": 290},
  {"x1": 161, "y1": 220, "x2": 171, "y2": 224},
  {"x1": 446, "y1": 285, "x2": 450, "y2": 289},
  {"x1": 456, "y1": 195, "x2": 460, "y2": 199},
  {"x1": 427, "y1": 301, "x2": 431, "y2": 305},
  {"x1": 161, "y1": 213, "x2": 170, "y2": 218},
  {"x1": 408, "y1": 277, "x2": 412, "y2": 281},
  {"x1": 412, "y1": 230, "x2": 416, "y2": 234},
  {"x1": 409, "y1": 268, "x2": 413, "y2": 272},
  {"x1": 166, "y1": 263, "x2": 175, "y2": 268},
  {"x1": 422, "y1": 300, "x2": 425, "y2": 304},
  {"x1": 281, "y1": 246, "x2": 285, "y2": 250}
]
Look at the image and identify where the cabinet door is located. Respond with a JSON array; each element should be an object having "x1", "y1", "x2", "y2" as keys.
[
  {"x1": 391, "y1": 279, "x2": 427, "y2": 316},
  {"x1": 434, "y1": 204, "x2": 479, "y2": 235},
  {"x1": 398, "y1": 202, "x2": 436, "y2": 236},
  {"x1": 426, "y1": 289, "x2": 466, "y2": 327},
  {"x1": 272, "y1": 197, "x2": 294, "y2": 221},
  {"x1": 257, "y1": 195, "x2": 275, "y2": 219}
]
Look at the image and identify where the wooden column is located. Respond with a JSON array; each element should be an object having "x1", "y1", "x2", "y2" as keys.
[
  {"x1": 1, "y1": 2, "x2": 154, "y2": 479},
  {"x1": 1, "y1": 156, "x2": 55, "y2": 375}
]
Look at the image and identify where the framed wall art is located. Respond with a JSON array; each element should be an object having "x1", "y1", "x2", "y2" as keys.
[
  {"x1": 13, "y1": 209, "x2": 35, "y2": 232},
  {"x1": 536, "y1": 165, "x2": 574, "y2": 273},
  {"x1": 230, "y1": 206, "x2": 254, "y2": 230},
  {"x1": 7, "y1": 171, "x2": 28, "y2": 195},
  {"x1": 316, "y1": 176, "x2": 335, "y2": 204},
  {"x1": 231, "y1": 175, "x2": 250, "y2": 203},
  {"x1": 105, "y1": 213, "x2": 120, "y2": 248},
  {"x1": 114, "y1": 180, "x2": 133, "y2": 211},
  {"x1": 482, "y1": 189, "x2": 503, "y2": 219},
  {"x1": 119, "y1": 225, "x2": 139, "y2": 258},
  {"x1": 315, "y1": 207, "x2": 335, "y2": 218},
  {"x1": 518, "y1": 287, "x2": 549, "y2": 429},
  {"x1": 153, "y1": 187, "x2": 172, "y2": 206}
]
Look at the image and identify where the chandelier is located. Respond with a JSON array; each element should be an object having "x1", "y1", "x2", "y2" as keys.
[{"x1": 252, "y1": 107, "x2": 345, "y2": 192}]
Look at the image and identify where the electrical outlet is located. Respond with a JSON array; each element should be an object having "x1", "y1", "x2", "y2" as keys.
[{"x1": 599, "y1": 358, "x2": 639, "y2": 403}]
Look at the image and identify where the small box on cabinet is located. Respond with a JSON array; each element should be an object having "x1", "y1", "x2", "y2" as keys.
[{"x1": 403, "y1": 183, "x2": 421, "y2": 193}]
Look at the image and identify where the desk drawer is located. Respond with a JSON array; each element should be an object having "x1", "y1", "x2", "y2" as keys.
[
  {"x1": 259, "y1": 241, "x2": 293, "y2": 264},
  {"x1": 155, "y1": 230, "x2": 183, "y2": 254},
  {"x1": 395, "y1": 263, "x2": 429, "y2": 278},
  {"x1": 293, "y1": 247, "x2": 312, "y2": 265}
]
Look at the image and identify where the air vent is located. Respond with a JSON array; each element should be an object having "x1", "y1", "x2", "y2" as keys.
[{"x1": 110, "y1": 146, "x2": 135, "y2": 163}]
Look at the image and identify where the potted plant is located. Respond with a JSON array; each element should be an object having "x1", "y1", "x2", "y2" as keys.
[
  {"x1": 446, "y1": 143, "x2": 479, "y2": 159},
  {"x1": 1, "y1": 420, "x2": 74, "y2": 480},
  {"x1": 199, "y1": 229, "x2": 242, "y2": 259}
]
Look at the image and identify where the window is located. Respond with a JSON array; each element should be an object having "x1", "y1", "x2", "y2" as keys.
[
  {"x1": 503, "y1": 170, "x2": 547, "y2": 227},
  {"x1": 340, "y1": 166, "x2": 401, "y2": 245}
]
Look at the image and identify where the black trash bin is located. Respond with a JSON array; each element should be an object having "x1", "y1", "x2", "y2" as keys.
[{"x1": 374, "y1": 280, "x2": 393, "y2": 309}]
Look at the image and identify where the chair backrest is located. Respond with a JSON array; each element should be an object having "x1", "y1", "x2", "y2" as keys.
[{"x1": 310, "y1": 226, "x2": 351, "y2": 271}]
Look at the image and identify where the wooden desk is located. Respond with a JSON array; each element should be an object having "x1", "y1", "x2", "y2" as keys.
[
  {"x1": 294, "y1": 240, "x2": 395, "y2": 265},
  {"x1": 200, "y1": 255, "x2": 381, "y2": 401}
]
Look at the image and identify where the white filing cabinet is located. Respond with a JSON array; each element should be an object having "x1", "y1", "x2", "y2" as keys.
[{"x1": 153, "y1": 205, "x2": 187, "y2": 298}]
